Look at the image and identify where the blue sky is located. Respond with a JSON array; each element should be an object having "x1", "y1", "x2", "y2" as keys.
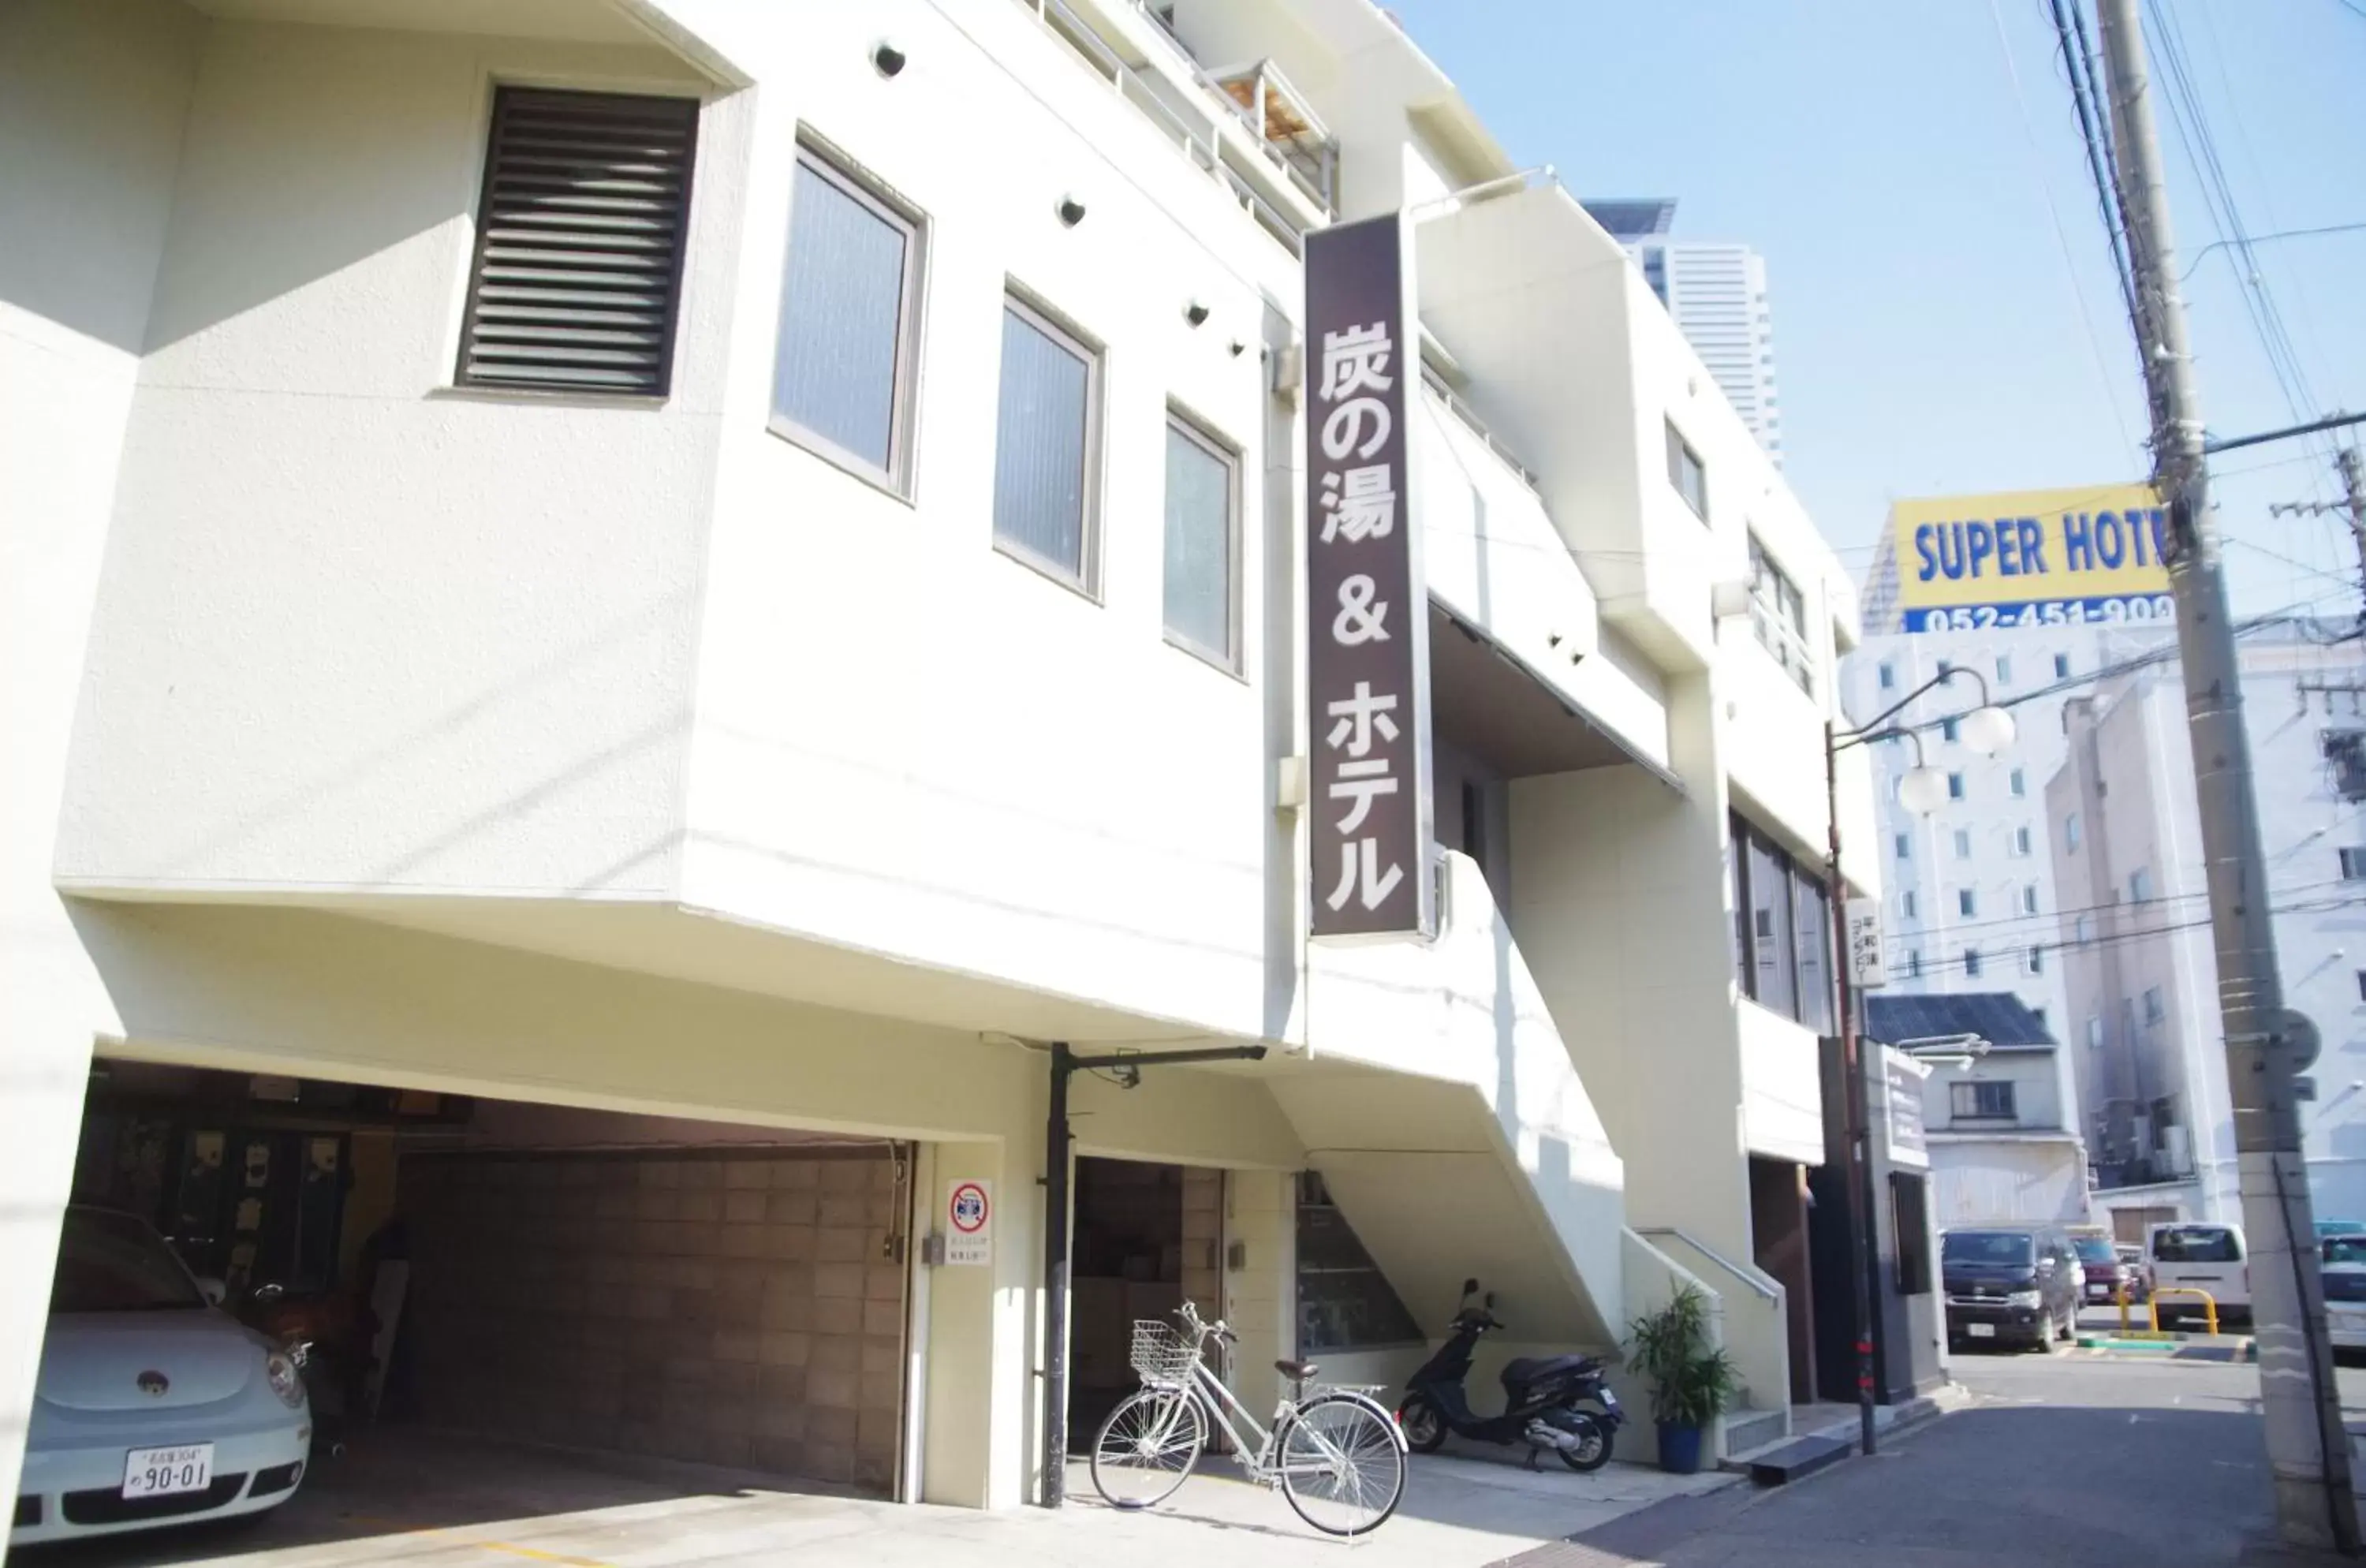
[{"x1": 1385, "y1": 0, "x2": 2366, "y2": 616}]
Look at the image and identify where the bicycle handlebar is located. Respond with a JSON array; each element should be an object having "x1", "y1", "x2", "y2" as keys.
[{"x1": 1177, "y1": 1299, "x2": 1236, "y2": 1343}]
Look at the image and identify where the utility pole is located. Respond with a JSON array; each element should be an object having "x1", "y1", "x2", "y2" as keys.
[
  {"x1": 2095, "y1": 0, "x2": 2359, "y2": 1551},
  {"x1": 2268, "y1": 446, "x2": 2366, "y2": 622}
]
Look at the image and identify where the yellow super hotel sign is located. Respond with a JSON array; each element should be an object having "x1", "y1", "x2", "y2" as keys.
[{"x1": 1888, "y1": 483, "x2": 2171, "y2": 635}]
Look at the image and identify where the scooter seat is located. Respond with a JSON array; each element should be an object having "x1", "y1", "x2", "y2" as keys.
[
  {"x1": 1275, "y1": 1360, "x2": 1319, "y2": 1383},
  {"x1": 1501, "y1": 1353, "x2": 1596, "y2": 1392}
]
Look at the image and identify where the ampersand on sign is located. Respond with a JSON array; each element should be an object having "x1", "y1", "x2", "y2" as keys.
[{"x1": 1332, "y1": 574, "x2": 1390, "y2": 645}]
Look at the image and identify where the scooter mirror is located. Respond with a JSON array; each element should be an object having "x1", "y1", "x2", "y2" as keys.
[
  {"x1": 1484, "y1": 1292, "x2": 1497, "y2": 1309},
  {"x1": 1461, "y1": 1277, "x2": 1479, "y2": 1298}
]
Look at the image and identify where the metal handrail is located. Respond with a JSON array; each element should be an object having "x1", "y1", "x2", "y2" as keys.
[
  {"x1": 1014, "y1": 0, "x2": 1312, "y2": 254},
  {"x1": 1420, "y1": 368, "x2": 1540, "y2": 491},
  {"x1": 1634, "y1": 1226, "x2": 1782, "y2": 1303}
]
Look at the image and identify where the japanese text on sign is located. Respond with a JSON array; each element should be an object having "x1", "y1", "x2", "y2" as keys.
[
  {"x1": 1303, "y1": 215, "x2": 1430, "y2": 939},
  {"x1": 945, "y1": 1179, "x2": 991, "y2": 1267}
]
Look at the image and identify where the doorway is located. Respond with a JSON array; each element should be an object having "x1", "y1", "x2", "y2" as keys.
[
  {"x1": 1748, "y1": 1155, "x2": 1817, "y2": 1402},
  {"x1": 1066, "y1": 1158, "x2": 1222, "y2": 1436}
]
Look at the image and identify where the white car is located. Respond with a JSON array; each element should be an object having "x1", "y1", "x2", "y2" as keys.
[
  {"x1": 2323, "y1": 1234, "x2": 2366, "y2": 1350},
  {"x1": 13, "y1": 1206, "x2": 312, "y2": 1547}
]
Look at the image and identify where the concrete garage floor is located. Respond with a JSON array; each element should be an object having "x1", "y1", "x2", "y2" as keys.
[{"x1": 22, "y1": 1431, "x2": 1735, "y2": 1568}]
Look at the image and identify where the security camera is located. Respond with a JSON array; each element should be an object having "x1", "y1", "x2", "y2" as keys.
[
  {"x1": 1184, "y1": 299, "x2": 1211, "y2": 327},
  {"x1": 1056, "y1": 194, "x2": 1088, "y2": 227},
  {"x1": 872, "y1": 40, "x2": 907, "y2": 77}
]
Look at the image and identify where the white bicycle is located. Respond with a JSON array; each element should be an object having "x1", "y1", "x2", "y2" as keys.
[{"x1": 1087, "y1": 1300, "x2": 1408, "y2": 1536}]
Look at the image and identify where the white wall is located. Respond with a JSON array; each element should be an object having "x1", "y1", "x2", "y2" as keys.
[
  {"x1": 1928, "y1": 1141, "x2": 2089, "y2": 1227},
  {"x1": 670, "y1": 0, "x2": 1302, "y2": 1045},
  {"x1": 54, "y1": 21, "x2": 726, "y2": 901},
  {"x1": 0, "y1": 0, "x2": 203, "y2": 1514}
]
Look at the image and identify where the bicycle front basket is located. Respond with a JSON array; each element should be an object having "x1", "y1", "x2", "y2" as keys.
[{"x1": 1129, "y1": 1320, "x2": 1200, "y2": 1387}]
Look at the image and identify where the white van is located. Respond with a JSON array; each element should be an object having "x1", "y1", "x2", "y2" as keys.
[{"x1": 2147, "y1": 1222, "x2": 2249, "y2": 1328}]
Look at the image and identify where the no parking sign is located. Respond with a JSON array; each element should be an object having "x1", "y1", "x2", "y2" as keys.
[{"x1": 945, "y1": 1179, "x2": 992, "y2": 1267}]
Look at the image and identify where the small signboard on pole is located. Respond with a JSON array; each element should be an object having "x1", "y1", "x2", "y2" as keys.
[
  {"x1": 1846, "y1": 897, "x2": 1888, "y2": 989},
  {"x1": 946, "y1": 1179, "x2": 992, "y2": 1267}
]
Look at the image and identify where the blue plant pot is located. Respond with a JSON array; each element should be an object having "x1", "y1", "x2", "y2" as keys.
[{"x1": 1655, "y1": 1420, "x2": 1705, "y2": 1474}]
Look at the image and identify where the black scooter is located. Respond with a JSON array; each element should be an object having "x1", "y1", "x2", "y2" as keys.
[{"x1": 1397, "y1": 1279, "x2": 1621, "y2": 1471}]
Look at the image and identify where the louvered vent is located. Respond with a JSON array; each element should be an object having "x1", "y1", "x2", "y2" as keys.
[{"x1": 457, "y1": 87, "x2": 700, "y2": 396}]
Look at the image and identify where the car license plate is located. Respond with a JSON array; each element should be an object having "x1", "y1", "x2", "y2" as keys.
[
  {"x1": 1967, "y1": 1323, "x2": 1996, "y2": 1338},
  {"x1": 122, "y1": 1443, "x2": 213, "y2": 1499}
]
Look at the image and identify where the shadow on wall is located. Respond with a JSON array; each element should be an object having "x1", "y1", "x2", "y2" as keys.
[
  {"x1": 0, "y1": 3, "x2": 500, "y2": 360},
  {"x1": 0, "y1": 0, "x2": 201, "y2": 352}
]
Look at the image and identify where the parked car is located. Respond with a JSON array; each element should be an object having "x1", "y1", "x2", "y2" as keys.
[
  {"x1": 12, "y1": 1207, "x2": 312, "y2": 1547},
  {"x1": 2073, "y1": 1235, "x2": 2145, "y2": 1305},
  {"x1": 2147, "y1": 1222, "x2": 2249, "y2": 1329},
  {"x1": 2323, "y1": 1235, "x2": 2366, "y2": 1354},
  {"x1": 1942, "y1": 1226, "x2": 2082, "y2": 1352}
]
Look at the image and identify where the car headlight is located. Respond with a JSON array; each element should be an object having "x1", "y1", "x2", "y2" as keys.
[
  {"x1": 2005, "y1": 1290, "x2": 2043, "y2": 1309},
  {"x1": 265, "y1": 1350, "x2": 307, "y2": 1410}
]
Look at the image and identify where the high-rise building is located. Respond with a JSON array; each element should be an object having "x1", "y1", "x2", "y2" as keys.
[
  {"x1": 1584, "y1": 199, "x2": 1782, "y2": 464},
  {"x1": 2049, "y1": 621, "x2": 2366, "y2": 1234}
]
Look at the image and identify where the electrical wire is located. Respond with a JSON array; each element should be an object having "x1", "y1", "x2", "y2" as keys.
[{"x1": 1890, "y1": 893, "x2": 2366, "y2": 979}]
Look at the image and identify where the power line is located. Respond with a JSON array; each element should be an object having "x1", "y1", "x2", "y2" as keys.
[{"x1": 1893, "y1": 893, "x2": 2366, "y2": 978}]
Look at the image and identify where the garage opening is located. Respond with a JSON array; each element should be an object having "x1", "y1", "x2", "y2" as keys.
[
  {"x1": 1066, "y1": 1157, "x2": 1221, "y2": 1436},
  {"x1": 66, "y1": 1059, "x2": 912, "y2": 1498}
]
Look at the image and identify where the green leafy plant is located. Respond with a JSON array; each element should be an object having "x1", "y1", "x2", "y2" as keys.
[{"x1": 1626, "y1": 1284, "x2": 1740, "y2": 1428}]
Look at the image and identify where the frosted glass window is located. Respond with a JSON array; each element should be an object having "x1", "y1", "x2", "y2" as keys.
[
  {"x1": 993, "y1": 297, "x2": 1099, "y2": 584},
  {"x1": 771, "y1": 149, "x2": 920, "y2": 485},
  {"x1": 1163, "y1": 416, "x2": 1237, "y2": 665}
]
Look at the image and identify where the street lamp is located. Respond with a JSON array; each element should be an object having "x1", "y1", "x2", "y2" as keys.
[{"x1": 1822, "y1": 663, "x2": 2014, "y2": 1456}]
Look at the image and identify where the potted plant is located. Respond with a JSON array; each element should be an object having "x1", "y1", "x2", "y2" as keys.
[{"x1": 1626, "y1": 1284, "x2": 1738, "y2": 1474}]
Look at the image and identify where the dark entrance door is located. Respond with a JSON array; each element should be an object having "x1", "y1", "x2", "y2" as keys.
[{"x1": 1749, "y1": 1155, "x2": 1817, "y2": 1402}]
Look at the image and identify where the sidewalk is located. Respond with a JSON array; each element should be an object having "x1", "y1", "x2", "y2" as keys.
[{"x1": 74, "y1": 1431, "x2": 1738, "y2": 1568}]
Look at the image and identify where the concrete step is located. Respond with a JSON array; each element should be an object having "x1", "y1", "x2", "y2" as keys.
[
  {"x1": 1719, "y1": 1405, "x2": 1787, "y2": 1458},
  {"x1": 1741, "y1": 1433, "x2": 1852, "y2": 1487}
]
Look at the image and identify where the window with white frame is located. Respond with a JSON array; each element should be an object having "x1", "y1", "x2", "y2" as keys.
[
  {"x1": 1953, "y1": 828, "x2": 1972, "y2": 859},
  {"x1": 2088, "y1": 1014, "x2": 2104, "y2": 1050},
  {"x1": 1895, "y1": 832, "x2": 1911, "y2": 860},
  {"x1": 2013, "y1": 825, "x2": 2032, "y2": 857},
  {"x1": 1907, "y1": 949, "x2": 1923, "y2": 979},
  {"x1": 2144, "y1": 986, "x2": 2166, "y2": 1025},
  {"x1": 1162, "y1": 412, "x2": 1238, "y2": 666},
  {"x1": 1666, "y1": 420, "x2": 1707, "y2": 521},
  {"x1": 1901, "y1": 889, "x2": 1917, "y2": 919},
  {"x1": 2066, "y1": 811, "x2": 2083, "y2": 850},
  {"x1": 1996, "y1": 654, "x2": 2013, "y2": 685},
  {"x1": 1963, "y1": 946, "x2": 1983, "y2": 977},
  {"x1": 1941, "y1": 715, "x2": 1959, "y2": 743},
  {"x1": 1746, "y1": 534, "x2": 1814, "y2": 694},
  {"x1": 2022, "y1": 883, "x2": 2039, "y2": 914},
  {"x1": 993, "y1": 293, "x2": 1100, "y2": 588},
  {"x1": 1729, "y1": 813, "x2": 1834, "y2": 1032},
  {"x1": 2341, "y1": 847, "x2": 2366, "y2": 881},
  {"x1": 2129, "y1": 867, "x2": 2153, "y2": 902},
  {"x1": 1958, "y1": 887, "x2": 1976, "y2": 917},
  {"x1": 2010, "y1": 767, "x2": 2027, "y2": 797},
  {"x1": 1948, "y1": 772, "x2": 1966, "y2": 801},
  {"x1": 1879, "y1": 661, "x2": 1896, "y2": 690},
  {"x1": 1951, "y1": 1080, "x2": 2017, "y2": 1120},
  {"x1": 2075, "y1": 913, "x2": 2094, "y2": 944},
  {"x1": 770, "y1": 144, "x2": 924, "y2": 490},
  {"x1": 2026, "y1": 945, "x2": 2044, "y2": 976}
]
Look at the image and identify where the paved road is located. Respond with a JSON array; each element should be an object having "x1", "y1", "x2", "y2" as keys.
[{"x1": 1553, "y1": 1354, "x2": 2366, "y2": 1568}]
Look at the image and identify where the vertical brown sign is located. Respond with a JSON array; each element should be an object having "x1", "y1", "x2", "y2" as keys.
[{"x1": 1304, "y1": 213, "x2": 1431, "y2": 939}]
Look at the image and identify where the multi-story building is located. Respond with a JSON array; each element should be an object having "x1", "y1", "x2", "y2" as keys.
[
  {"x1": 1866, "y1": 994, "x2": 2088, "y2": 1228},
  {"x1": 1583, "y1": 199, "x2": 1782, "y2": 465},
  {"x1": 2, "y1": 0, "x2": 1876, "y2": 1523},
  {"x1": 2049, "y1": 620, "x2": 2366, "y2": 1238}
]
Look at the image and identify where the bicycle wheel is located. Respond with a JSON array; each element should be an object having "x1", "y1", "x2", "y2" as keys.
[
  {"x1": 1089, "y1": 1387, "x2": 1205, "y2": 1509},
  {"x1": 1275, "y1": 1394, "x2": 1406, "y2": 1537}
]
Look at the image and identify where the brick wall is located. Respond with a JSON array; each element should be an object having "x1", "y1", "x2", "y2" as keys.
[{"x1": 398, "y1": 1148, "x2": 905, "y2": 1491}]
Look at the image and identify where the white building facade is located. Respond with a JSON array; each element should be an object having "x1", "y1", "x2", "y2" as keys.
[
  {"x1": 2049, "y1": 622, "x2": 2366, "y2": 1238},
  {"x1": 2, "y1": 0, "x2": 1875, "y2": 1524},
  {"x1": 1583, "y1": 200, "x2": 1782, "y2": 465}
]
